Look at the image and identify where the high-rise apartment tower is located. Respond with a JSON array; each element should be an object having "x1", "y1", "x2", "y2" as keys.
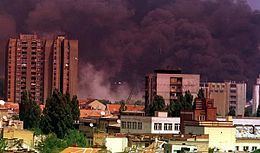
[{"x1": 5, "y1": 34, "x2": 78, "y2": 104}]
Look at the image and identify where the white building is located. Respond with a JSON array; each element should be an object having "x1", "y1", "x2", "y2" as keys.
[
  {"x1": 253, "y1": 75, "x2": 260, "y2": 115},
  {"x1": 120, "y1": 112, "x2": 180, "y2": 134},
  {"x1": 218, "y1": 117, "x2": 260, "y2": 139}
]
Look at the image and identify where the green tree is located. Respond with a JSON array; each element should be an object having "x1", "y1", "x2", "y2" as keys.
[
  {"x1": 244, "y1": 105, "x2": 252, "y2": 117},
  {"x1": 228, "y1": 106, "x2": 236, "y2": 116},
  {"x1": 168, "y1": 100, "x2": 182, "y2": 117},
  {"x1": 70, "y1": 96, "x2": 80, "y2": 121},
  {"x1": 19, "y1": 92, "x2": 41, "y2": 129},
  {"x1": 64, "y1": 130, "x2": 86, "y2": 147},
  {"x1": 0, "y1": 139, "x2": 7, "y2": 153},
  {"x1": 167, "y1": 91, "x2": 193, "y2": 117},
  {"x1": 37, "y1": 134, "x2": 67, "y2": 153},
  {"x1": 197, "y1": 88, "x2": 205, "y2": 99},
  {"x1": 40, "y1": 90, "x2": 74, "y2": 138},
  {"x1": 257, "y1": 104, "x2": 260, "y2": 117},
  {"x1": 37, "y1": 130, "x2": 87, "y2": 153},
  {"x1": 146, "y1": 95, "x2": 165, "y2": 116},
  {"x1": 181, "y1": 91, "x2": 193, "y2": 110}
]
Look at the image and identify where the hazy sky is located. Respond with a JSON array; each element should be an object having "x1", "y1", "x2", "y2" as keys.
[{"x1": 248, "y1": 0, "x2": 260, "y2": 10}]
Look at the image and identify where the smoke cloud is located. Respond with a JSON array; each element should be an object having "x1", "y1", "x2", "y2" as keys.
[{"x1": 0, "y1": 0, "x2": 260, "y2": 100}]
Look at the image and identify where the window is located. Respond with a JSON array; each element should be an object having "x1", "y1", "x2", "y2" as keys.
[
  {"x1": 127, "y1": 122, "x2": 131, "y2": 129},
  {"x1": 154, "y1": 123, "x2": 162, "y2": 130},
  {"x1": 174, "y1": 123, "x2": 180, "y2": 131},
  {"x1": 199, "y1": 115, "x2": 205, "y2": 121},
  {"x1": 133, "y1": 122, "x2": 137, "y2": 129},
  {"x1": 236, "y1": 146, "x2": 239, "y2": 151},
  {"x1": 121, "y1": 121, "x2": 126, "y2": 129},
  {"x1": 243, "y1": 146, "x2": 249, "y2": 151},
  {"x1": 138, "y1": 122, "x2": 142, "y2": 129},
  {"x1": 252, "y1": 146, "x2": 257, "y2": 151},
  {"x1": 164, "y1": 123, "x2": 173, "y2": 131}
]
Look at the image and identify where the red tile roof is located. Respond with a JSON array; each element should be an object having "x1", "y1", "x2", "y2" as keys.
[
  {"x1": 80, "y1": 109, "x2": 111, "y2": 118},
  {"x1": 106, "y1": 104, "x2": 144, "y2": 114}
]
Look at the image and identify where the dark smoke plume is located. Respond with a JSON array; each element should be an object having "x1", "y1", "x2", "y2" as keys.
[{"x1": 0, "y1": 0, "x2": 260, "y2": 100}]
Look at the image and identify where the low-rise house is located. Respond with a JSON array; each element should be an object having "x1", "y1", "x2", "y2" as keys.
[
  {"x1": 121, "y1": 111, "x2": 180, "y2": 134},
  {"x1": 79, "y1": 99, "x2": 106, "y2": 110},
  {"x1": 106, "y1": 104, "x2": 145, "y2": 116}
]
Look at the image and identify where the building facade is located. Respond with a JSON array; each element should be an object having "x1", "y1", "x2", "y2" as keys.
[
  {"x1": 120, "y1": 112, "x2": 180, "y2": 134},
  {"x1": 145, "y1": 70, "x2": 200, "y2": 107},
  {"x1": 5, "y1": 34, "x2": 78, "y2": 104},
  {"x1": 252, "y1": 75, "x2": 260, "y2": 115},
  {"x1": 201, "y1": 81, "x2": 246, "y2": 117}
]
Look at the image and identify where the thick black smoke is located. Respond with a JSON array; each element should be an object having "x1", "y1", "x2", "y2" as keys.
[{"x1": 0, "y1": 0, "x2": 260, "y2": 100}]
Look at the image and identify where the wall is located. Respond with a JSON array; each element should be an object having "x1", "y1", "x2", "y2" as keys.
[
  {"x1": 204, "y1": 126, "x2": 236, "y2": 152},
  {"x1": 105, "y1": 137, "x2": 128, "y2": 153},
  {"x1": 236, "y1": 139, "x2": 260, "y2": 152},
  {"x1": 120, "y1": 116, "x2": 152, "y2": 134},
  {"x1": 151, "y1": 117, "x2": 180, "y2": 134},
  {"x1": 156, "y1": 74, "x2": 200, "y2": 105}
]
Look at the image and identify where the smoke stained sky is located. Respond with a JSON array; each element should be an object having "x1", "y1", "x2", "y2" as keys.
[{"x1": 0, "y1": 0, "x2": 260, "y2": 100}]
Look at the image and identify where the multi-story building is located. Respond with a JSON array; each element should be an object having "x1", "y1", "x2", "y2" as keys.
[
  {"x1": 201, "y1": 81, "x2": 246, "y2": 117},
  {"x1": 120, "y1": 111, "x2": 180, "y2": 134},
  {"x1": 252, "y1": 75, "x2": 260, "y2": 115},
  {"x1": 5, "y1": 34, "x2": 78, "y2": 104},
  {"x1": 180, "y1": 98, "x2": 236, "y2": 152},
  {"x1": 145, "y1": 70, "x2": 200, "y2": 107}
]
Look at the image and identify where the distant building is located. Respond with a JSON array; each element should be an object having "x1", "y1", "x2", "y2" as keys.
[
  {"x1": 120, "y1": 111, "x2": 180, "y2": 135},
  {"x1": 5, "y1": 34, "x2": 78, "y2": 104},
  {"x1": 201, "y1": 81, "x2": 246, "y2": 116},
  {"x1": 145, "y1": 70, "x2": 200, "y2": 107},
  {"x1": 252, "y1": 75, "x2": 260, "y2": 115},
  {"x1": 180, "y1": 98, "x2": 236, "y2": 152}
]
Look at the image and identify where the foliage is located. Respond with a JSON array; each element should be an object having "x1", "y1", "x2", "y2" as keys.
[
  {"x1": 19, "y1": 91, "x2": 41, "y2": 129},
  {"x1": 0, "y1": 139, "x2": 7, "y2": 153},
  {"x1": 244, "y1": 105, "x2": 252, "y2": 117},
  {"x1": 64, "y1": 130, "x2": 87, "y2": 147},
  {"x1": 253, "y1": 149, "x2": 260, "y2": 153},
  {"x1": 37, "y1": 130, "x2": 87, "y2": 153},
  {"x1": 197, "y1": 88, "x2": 205, "y2": 99},
  {"x1": 208, "y1": 148, "x2": 214, "y2": 153},
  {"x1": 70, "y1": 95, "x2": 80, "y2": 121},
  {"x1": 168, "y1": 91, "x2": 193, "y2": 117},
  {"x1": 37, "y1": 134, "x2": 67, "y2": 153},
  {"x1": 146, "y1": 95, "x2": 165, "y2": 116},
  {"x1": 40, "y1": 90, "x2": 75, "y2": 138},
  {"x1": 228, "y1": 106, "x2": 236, "y2": 116},
  {"x1": 257, "y1": 104, "x2": 260, "y2": 117}
]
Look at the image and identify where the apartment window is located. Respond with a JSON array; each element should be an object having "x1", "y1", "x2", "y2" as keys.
[
  {"x1": 236, "y1": 146, "x2": 239, "y2": 151},
  {"x1": 127, "y1": 122, "x2": 131, "y2": 129},
  {"x1": 199, "y1": 115, "x2": 205, "y2": 121},
  {"x1": 154, "y1": 123, "x2": 162, "y2": 130},
  {"x1": 174, "y1": 123, "x2": 180, "y2": 131},
  {"x1": 164, "y1": 123, "x2": 173, "y2": 131},
  {"x1": 252, "y1": 146, "x2": 257, "y2": 151},
  {"x1": 230, "y1": 90, "x2": 236, "y2": 93},
  {"x1": 243, "y1": 146, "x2": 249, "y2": 151},
  {"x1": 138, "y1": 122, "x2": 142, "y2": 129},
  {"x1": 121, "y1": 121, "x2": 126, "y2": 129},
  {"x1": 133, "y1": 122, "x2": 137, "y2": 129}
]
